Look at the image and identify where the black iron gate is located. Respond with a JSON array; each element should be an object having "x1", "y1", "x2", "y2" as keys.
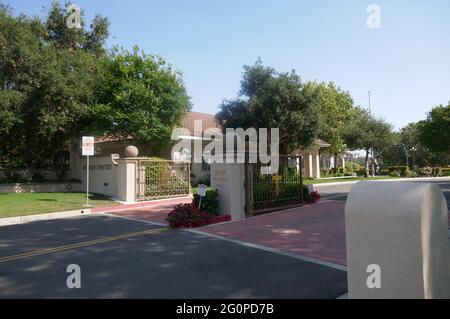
[
  {"x1": 137, "y1": 159, "x2": 190, "y2": 200},
  {"x1": 245, "y1": 155, "x2": 304, "y2": 216}
]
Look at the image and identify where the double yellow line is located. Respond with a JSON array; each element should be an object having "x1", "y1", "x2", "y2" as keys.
[{"x1": 0, "y1": 227, "x2": 167, "y2": 264}]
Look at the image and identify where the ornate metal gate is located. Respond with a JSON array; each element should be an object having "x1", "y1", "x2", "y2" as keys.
[
  {"x1": 245, "y1": 155, "x2": 304, "y2": 216},
  {"x1": 136, "y1": 159, "x2": 190, "y2": 201}
]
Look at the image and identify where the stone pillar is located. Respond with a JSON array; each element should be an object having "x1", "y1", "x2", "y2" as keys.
[
  {"x1": 117, "y1": 159, "x2": 137, "y2": 203},
  {"x1": 314, "y1": 150, "x2": 320, "y2": 178},
  {"x1": 345, "y1": 181, "x2": 450, "y2": 299},
  {"x1": 210, "y1": 163, "x2": 246, "y2": 220},
  {"x1": 308, "y1": 153, "x2": 313, "y2": 178}
]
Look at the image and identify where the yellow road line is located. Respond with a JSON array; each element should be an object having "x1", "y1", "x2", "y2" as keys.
[{"x1": 0, "y1": 227, "x2": 167, "y2": 263}]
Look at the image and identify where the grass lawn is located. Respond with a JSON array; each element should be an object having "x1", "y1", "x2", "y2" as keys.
[
  {"x1": 0, "y1": 192, "x2": 119, "y2": 218},
  {"x1": 303, "y1": 176, "x2": 400, "y2": 185}
]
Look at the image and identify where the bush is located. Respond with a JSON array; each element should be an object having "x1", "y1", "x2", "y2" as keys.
[
  {"x1": 193, "y1": 173, "x2": 211, "y2": 187},
  {"x1": 389, "y1": 170, "x2": 401, "y2": 178},
  {"x1": 309, "y1": 191, "x2": 320, "y2": 203},
  {"x1": 442, "y1": 168, "x2": 450, "y2": 176},
  {"x1": 193, "y1": 190, "x2": 219, "y2": 215},
  {"x1": 431, "y1": 167, "x2": 442, "y2": 177},
  {"x1": 388, "y1": 166, "x2": 409, "y2": 177},
  {"x1": 418, "y1": 167, "x2": 433, "y2": 176},
  {"x1": 345, "y1": 162, "x2": 362, "y2": 172},
  {"x1": 166, "y1": 203, "x2": 213, "y2": 228}
]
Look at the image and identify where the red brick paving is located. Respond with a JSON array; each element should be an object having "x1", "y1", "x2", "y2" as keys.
[
  {"x1": 99, "y1": 197, "x2": 450, "y2": 267},
  {"x1": 102, "y1": 197, "x2": 192, "y2": 225},
  {"x1": 200, "y1": 200, "x2": 348, "y2": 266}
]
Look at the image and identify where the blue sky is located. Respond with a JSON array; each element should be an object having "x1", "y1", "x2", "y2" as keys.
[{"x1": 5, "y1": 0, "x2": 450, "y2": 130}]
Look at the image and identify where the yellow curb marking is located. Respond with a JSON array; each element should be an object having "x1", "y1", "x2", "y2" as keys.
[{"x1": 0, "y1": 227, "x2": 167, "y2": 263}]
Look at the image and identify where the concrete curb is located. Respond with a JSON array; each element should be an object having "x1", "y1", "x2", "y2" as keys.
[
  {"x1": 312, "y1": 176, "x2": 450, "y2": 188},
  {"x1": 0, "y1": 209, "x2": 92, "y2": 227}
]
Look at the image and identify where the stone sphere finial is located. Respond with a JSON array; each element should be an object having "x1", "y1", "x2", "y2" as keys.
[{"x1": 124, "y1": 145, "x2": 139, "y2": 157}]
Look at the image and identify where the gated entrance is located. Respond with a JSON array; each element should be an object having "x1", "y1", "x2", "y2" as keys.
[
  {"x1": 136, "y1": 159, "x2": 190, "y2": 201},
  {"x1": 245, "y1": 155, "x2": 304, "y2": 216}
]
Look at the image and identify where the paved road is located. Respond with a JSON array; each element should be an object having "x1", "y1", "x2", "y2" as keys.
[
  {"x1": 317, "y1": 179, "x2": 450, "y2": 210},
  {"x1": 0, "y1": 215, "x2": 347, "y2": 298}
]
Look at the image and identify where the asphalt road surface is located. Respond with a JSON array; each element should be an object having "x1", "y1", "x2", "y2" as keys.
[
  {"x1": 0, "y1": 215, "x2": 347, "y2": 299},
  {"x1": 317, "y1": 179, "x2": 450, "y2": 210}
]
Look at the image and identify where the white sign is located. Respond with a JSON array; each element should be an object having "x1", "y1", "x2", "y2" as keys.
[
  {"x1": 82, "y1": 136, "x2": 95, "y2": 156},
  {"x1": 197, "y1": 184, "x2": 207, "y2": 197}
]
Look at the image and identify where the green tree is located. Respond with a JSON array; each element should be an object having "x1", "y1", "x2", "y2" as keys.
[
  {"x1": 216, "y1": 60, "x2": 320, "y2": 153},
  {"x1": 308, "y1": 81, "x2": 355, "y2": 172},
  {"x1": 0, "y1": 2, "x2": 107, "y2": 167},
  {"x1": 91, "y1": 47, "x2": 191, "y2": 153},
  {"x1": 419, "y1": 103, "x2": 450, "y2": 154},
  {"x1": 344, "y1": 107, "x2": 393, "y2": 177},
  {"x1": 382, "y1": 122, "x2": 449, "y2": 168},
  {"x1": 44, "y1": 1, "x2": 109, "y2": 55}
]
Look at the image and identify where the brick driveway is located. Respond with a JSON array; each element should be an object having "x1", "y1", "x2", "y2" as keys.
[{"x1": 199, "y1": 200, "x2": 348, "y2": 266}]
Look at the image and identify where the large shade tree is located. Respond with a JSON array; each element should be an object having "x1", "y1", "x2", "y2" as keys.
[
  {"x1": 308, "y1": 81, "x2": 355, "y2": 172},
  {"x1": 344, "y1": 107, "x2": 393, "y2": 177},
  {"x1": 90, "y1": 47, "x2": 191, "y2": 153},
  {"x1": 382, "y1": 122, "x2": 449, "y2": 168},
  {"x1": 216, "y1": 60, "x2": 320, "y2": 154},
  {"x1": 0, "y1": 2, "x2": 108, "y2": 167},
  {"x1": 419, "y1": 103, "x2": 450, "y2": 154}
]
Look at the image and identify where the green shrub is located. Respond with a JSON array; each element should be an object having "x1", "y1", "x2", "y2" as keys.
[
  {"x1": 418, "y1": 167, "x2": 433, "y2": 176},
  {"x1": 442, "y1": 168, "x2": 450, "y2": 176},
  {"x1": 194, "y1": 174, "x2": 211, "y2": 187},
  {"x1": 193, "y1": 190, "x2": 219, "y2": 215},
  {"x1": 166, "y1": 203, "x2": 213, "y2": 228},
  {"x1": 336, "y1": 167, "x2": 345, "y2": 174},
  {"x1": 388, "y1": 166, "x2": 409, "y2": 177},
  {"x1": 431, "y1": 167, "x2": 442, "y2": 177},
  {"x1": 389, "y1": 171, "x2": 401, "y2": 177},
  {"x1": 345, "y1": 162, "x2": 362, "y2": 172}
]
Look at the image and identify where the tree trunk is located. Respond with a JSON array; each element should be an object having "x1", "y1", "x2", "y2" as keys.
[
  {"x1": 334, "y1": 153, "x2": 339, "y2": 174},
  {"x1": 364, "y1": 149, "x2": 370, "y2": 178}
]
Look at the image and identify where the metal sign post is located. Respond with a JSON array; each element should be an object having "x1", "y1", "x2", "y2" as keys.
[
  {"x1": 197, "y1": 184, "x2": 207, "y2": 209},
  {"x1": 82, "y1": 136, "x2": 94, "y2": 207}
]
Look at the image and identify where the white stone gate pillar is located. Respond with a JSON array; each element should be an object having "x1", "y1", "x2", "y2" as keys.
[
  {"x1": 210, "y1": 163, "x2": 246, "y2": 221},
  {"x1": 345, "y1": 181, "x2": 450, "y2": 299},
  {"x1": 117, "y1": 159, "x2": 137, "y2": 203}
]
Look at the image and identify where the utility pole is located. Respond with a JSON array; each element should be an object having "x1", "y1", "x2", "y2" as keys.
[{"x1": 368, "y1": 91, "x2": 375, "y2": 176}]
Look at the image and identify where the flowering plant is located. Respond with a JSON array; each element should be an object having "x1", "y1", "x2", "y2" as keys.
[
  {"x1": 166, "y1": 203, "x2": 213, "y2": 228},
  {"x1": 309, "y1": 191, "x2": 320, "y2": 203}
]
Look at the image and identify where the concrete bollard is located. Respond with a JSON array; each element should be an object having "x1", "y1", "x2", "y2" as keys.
[{"x1": 345, "y1": 181, "x2": 450, "y2": 299}]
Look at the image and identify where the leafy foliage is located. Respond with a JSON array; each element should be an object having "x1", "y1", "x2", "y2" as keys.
[
  {"x1": 193, "y1": 190, "x2": 219, "y2": 215},
  {"x1": 0, "y1": 2, "x2": 108, "y2": 167},
  {"x1": 166, "y1": 203, "x2": 213, "y2": 228},
  {"x1": 216, "y1": 59, "x2": 320, "y2": 153},
  {"x1": 419, "y1": 103, "x2": 450, "y2": 154},
  {"x1": 91, "y1": 47, "x2": 191, "y2": 153}
]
